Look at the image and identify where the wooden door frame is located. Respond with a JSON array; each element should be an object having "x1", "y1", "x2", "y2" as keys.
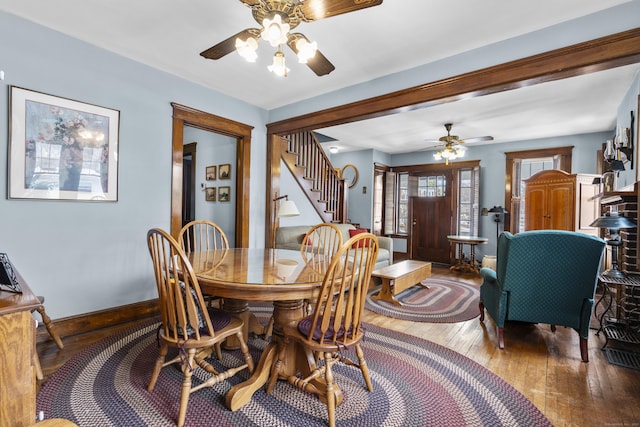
[
  {"x1": 265, "y1": 30, "x2": 640, "y2": 237},
  {"x1": 267, "y1": 29, "x2": 640, "y2": 136},
  {"x1": 170, "y1": 103, "x2": 253, "y2": 247}
]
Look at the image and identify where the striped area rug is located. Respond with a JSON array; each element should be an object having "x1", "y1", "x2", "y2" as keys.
[
  {"x1": 36, "y1": 318, "x2": 551, "y2": 426},
  {"x1": 365, "y1": 278, "x2": 480, "y2": 323}
]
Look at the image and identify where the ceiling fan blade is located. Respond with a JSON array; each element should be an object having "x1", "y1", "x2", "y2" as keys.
[
  {"x1": 200, "y1": 29, "x2": 259, "y2": 60},
  {"x1": 462, "y1": 136, "x2": 494, "y2": 144},
  {"x1": 306, "y1": 50, "x2": 335, "y2": 76},
  {"x1": 299, "y1": 0, "x2": 383, "y2": 21},
  {"x1": 287, "y1": 33, "x2": 336, "y2": 76}
]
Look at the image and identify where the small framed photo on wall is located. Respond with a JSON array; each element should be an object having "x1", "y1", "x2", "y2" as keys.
[
  {"x1": 218, "y1": 186, "x2": 230, "y2": 202},
  {"x1": 219, "y1": 164, "x2": 231, "y2": 180},
  {"x1": 205, "y1": 165, "x2": 216, "y2": 181},
  {"x1": 205, "y1": 187, "x2": 216, "y2": 202}
]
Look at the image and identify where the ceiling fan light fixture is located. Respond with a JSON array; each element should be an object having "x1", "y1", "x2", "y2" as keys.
[
  {"x1": 261, "y1": 13, "x2": 290, "y2": 47},
  {"x1": 434, "y1": 143, "x2": 464, "y2": 165},
  {"x1": 268, "y1": 48, "x2": 289, "y2": 77},
  {"x1": 295, "y1": 38, "x2": 318, "y2": 63},
  {"x1": 235, "y1": 36, "x2": 259, "y2": 62}
]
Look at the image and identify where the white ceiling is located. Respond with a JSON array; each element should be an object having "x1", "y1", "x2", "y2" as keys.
[{"x1": 2, "y1": 0, "x2": 639, "y2": 154}]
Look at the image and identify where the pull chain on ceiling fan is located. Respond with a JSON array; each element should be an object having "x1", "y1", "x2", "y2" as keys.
[{"x1": 200, "y1": 0, "x2": 383, "y2": 77}]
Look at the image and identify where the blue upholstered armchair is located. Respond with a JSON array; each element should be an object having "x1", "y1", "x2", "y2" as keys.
[{"x1": 479, "y1": 230, "x2": 605, "y2": 362}]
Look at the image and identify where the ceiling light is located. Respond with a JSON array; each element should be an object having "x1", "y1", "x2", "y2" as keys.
[
  {"x1": 329, "y1": 146, "x2": 339, "y2": 154},
  {"x1": 235, "y1": 36, "x2": 258, "y2": 62},
  {"x1": 268, "y1": 48, "x2": 289, "y2": 77},
  {"x1": 434, "y1": 143, "x2": 465, "y2": 165},
  {"x1": 295, "y1": 38, "x2": 317, "y2": 63},
  {"x1": 261, "y1": 13, "x2": 290, "y2": 47}
]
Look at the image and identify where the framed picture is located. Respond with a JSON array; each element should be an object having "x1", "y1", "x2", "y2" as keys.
[
  {"x1": 219, "y1": 163, "x2": 231, "y2": 180},
  {"x1": 205, "y1": 187, "x2": 216, "y2": 201},
  {"x1": 218, "y1": 186, "x2": 230, "y2": 202},
  {"x1": 205, "y1": 165, "x2": 216, "y2": 181},
  {"x1": 8, "y1": 86, "x2": 120, "y2": 201},
  {"x1": 0, "y1": 253, "x2": 21, "y2": 294}
]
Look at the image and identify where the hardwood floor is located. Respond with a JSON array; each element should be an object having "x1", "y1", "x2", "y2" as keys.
[{"x1": 38, "y1": 266, "x2": 640, "y2": 426}]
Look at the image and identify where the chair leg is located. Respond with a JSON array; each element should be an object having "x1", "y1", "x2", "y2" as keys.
[
  {"x1": 355, "y1": 343, "x2": 373, "y2": 392},
  {"x1": 33, "y1": 353, "x2": 44, "y2": 380},
  {"x1": 176, "y1": 349, "x2": 197, "y2": 427},
  {"x1": 236, "y1": 331, "x2": 254, "y2": 373},
  {"x1": 35, "y1": 305, "x2": 64, "y2": 349},
  {"x1": 497, "y1": 327, "x2": 505, "y2": 349},
  {"x1": 580, "y1": 337, "x2": 589, "y2": 362},
  {"x1": 264, "y1": 315, "x2": 275, "y2": 340},
  {"x1": 147, "y1": 343, "x2": 169, "y2": 392},
  {"x1": 479, "y1": 301, "x2": 485, "y2": 322},
  {"x1": 323, "y1": 352, "x2": 337, "y2": 427}
]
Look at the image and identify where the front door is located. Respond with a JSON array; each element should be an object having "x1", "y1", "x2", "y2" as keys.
[{"x1": 410, "y1": 172, "x2": 454, "y2": 264}]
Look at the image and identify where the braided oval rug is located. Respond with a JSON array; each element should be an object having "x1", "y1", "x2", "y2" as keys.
[
  {"x1": 366, "y1": 278, "x2": 481, "y2": 323},
  {"x1": 37, "y1": 315, "x2": 551, "y2": 427}
]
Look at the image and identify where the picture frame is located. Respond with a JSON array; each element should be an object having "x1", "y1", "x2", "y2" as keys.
[
  {"x1": 219, "y1": 163, "x2": 231, "y2": 180},
  {"x1": 0, "y1": 253, "x2": 22, "y2": 294},
  {"x1": 8, "y1": 86, "x2": 120, "y2": 201},
  {"x1": 218, "y1": 186, "x2": 230, "y2": 202},
  {"x1": 205, "y1": 187, "x2": 216, "y2": 202},
  {"x1": 205, "y1": 165, "x2": 216, "y2": 181}
]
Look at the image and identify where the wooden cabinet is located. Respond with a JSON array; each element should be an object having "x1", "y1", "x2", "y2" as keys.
[
  {"x1": 524, "y1": 169, "x2": 599, "y2": 234},
  {"x1": 0, "y1": 260, "x2": 40, "y2": 426}
]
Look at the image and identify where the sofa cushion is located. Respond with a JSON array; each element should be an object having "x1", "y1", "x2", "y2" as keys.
[
  {"x1": 348, "y1": 228, "x2": 369, "y2": 248},
  {"x1": 276, "y1": 224, "x2": 393, "y2": 267}
]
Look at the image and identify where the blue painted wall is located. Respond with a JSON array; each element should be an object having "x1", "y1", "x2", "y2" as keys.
[
  {"x1": 0, "y1": 12, "x2": 267, "y2": 318},
  {"x1": 1, "y1": 3, "x2": 638, "y2": 319}
]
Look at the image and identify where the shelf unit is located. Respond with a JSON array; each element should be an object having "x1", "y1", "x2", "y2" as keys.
[{"x1": 598, "y1": 182, "x2": 640, "y2": 369}]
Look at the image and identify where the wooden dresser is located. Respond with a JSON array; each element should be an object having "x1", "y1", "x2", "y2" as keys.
[
  {"x1": 523, "y1": 169, "x2": 600, "y2": 235},
  {"x1": 0, "y1": 260, "x2": 41, "y2": 426}
]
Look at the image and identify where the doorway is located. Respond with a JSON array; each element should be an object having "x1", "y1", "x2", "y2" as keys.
[
  {"x1": 410, "y1": 171, "x2": 454, "y2": 264},
  {"x1": 170, "y1": 103, "x2": 253, "y2": 246},
  {"x1": 182, "y1": 142, "x2": 197, "y2": 228}
]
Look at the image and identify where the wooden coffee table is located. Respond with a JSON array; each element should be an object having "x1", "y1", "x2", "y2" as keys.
[{"x1": 371, "y1": 260, "x2": 432, "y2": 306}]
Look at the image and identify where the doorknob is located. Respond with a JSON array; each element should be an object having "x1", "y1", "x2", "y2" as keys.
[{"x1": 412, "y1": 219, "x2": 417, "y2": 227}]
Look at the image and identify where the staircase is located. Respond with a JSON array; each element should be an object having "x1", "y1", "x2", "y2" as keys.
[{"x1": 280, "y1": 131, "x2": 347, "y2": 224}]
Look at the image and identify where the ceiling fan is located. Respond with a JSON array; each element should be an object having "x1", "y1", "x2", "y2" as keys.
[
  {"x1": 427, "y1": 123, "x2": 494, "y2": 164},
  {"x1": 200, "y1": 0, "x2": 383, "y2": 77}
]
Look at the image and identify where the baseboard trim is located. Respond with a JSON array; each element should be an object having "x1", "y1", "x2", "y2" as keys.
[{"x1": 36, "y1": 299, "x2": 160, "y2": 344}]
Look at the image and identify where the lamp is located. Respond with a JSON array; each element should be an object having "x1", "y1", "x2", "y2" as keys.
[
  {"x1": 433, "y1": 143, "x2": 465, "y2": 165},
  {"x1": 234, "y1": 11, "x2": 318, "y2": 77},
  {"x1": 488, "y1": 206, "x2": 508, "y2": 240},
  {"x1": 268, "y1": 47, "x2": 290, "y2": 77},
  {"x1": 590, "y1": 211, "x2": 637, "y2": 278},
  {"x1": 329, "y1": 146, "x2": 339, "y2": 154},
  {"x1": 272, "y1": 194, "x2": 300, "y2": 248}
]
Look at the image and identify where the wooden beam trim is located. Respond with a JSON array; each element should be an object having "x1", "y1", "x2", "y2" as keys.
[{"x1": 267, "y1": 28, "x2": 640, "y2": 135}]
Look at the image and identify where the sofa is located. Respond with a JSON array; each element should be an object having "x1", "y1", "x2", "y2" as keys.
[{"x1": 275, "y1": 224, "x2": 393, "y2": 268}]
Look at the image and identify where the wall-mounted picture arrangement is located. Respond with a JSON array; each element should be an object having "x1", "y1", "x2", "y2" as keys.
[
  {"x1": 205, "y1": 187, "x2": 216, "y2": 201},
  {"x1": 218, "y1": 186, "x2": 230, "y2": 202},
  {"x1": 8, "y1": 86, "x2": 120, "y2": 201},
  {"x1": 206, "y1": 165, "x2": 216, "y2": 181},
  {"x1": 219, "y1": 163, "x2": 231, "y2": 179}
]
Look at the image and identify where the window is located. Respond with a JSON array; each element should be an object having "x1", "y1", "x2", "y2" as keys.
[
  {"x1": 372, "y1": 167, "x2": 386, "y2": 235},
  {"x1": 397, "y1": 173, "x2": 409, "y2": 233},
  {"x1": 456, "y1": 167, "x2": 480, "y2": 236}
]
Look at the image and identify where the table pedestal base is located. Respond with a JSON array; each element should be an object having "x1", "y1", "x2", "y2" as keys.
[{"x1": 225, "y1": 299, "x2": 342, "y2": 411}]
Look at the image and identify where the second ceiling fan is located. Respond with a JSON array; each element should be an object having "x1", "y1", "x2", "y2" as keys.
[
  {"x1": 428, "y1": 123, "x2": 494, "y2": 164},
  {"x1": 200, "y1": 0, "x2": 383, "y2": 77}
]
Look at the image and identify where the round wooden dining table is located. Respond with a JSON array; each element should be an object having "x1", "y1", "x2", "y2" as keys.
[{"x1": 187, "y1": 248, "x2": 334, "y2": 411}]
